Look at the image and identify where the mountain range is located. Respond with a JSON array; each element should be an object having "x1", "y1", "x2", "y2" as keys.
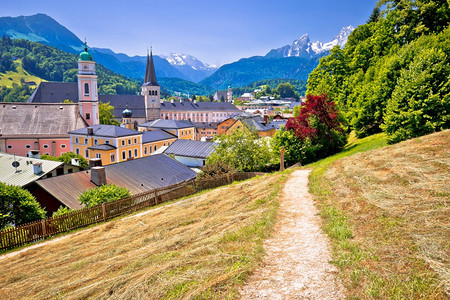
[{"x1": 0, "y1": 13, "x2": 354, "y2": 94}]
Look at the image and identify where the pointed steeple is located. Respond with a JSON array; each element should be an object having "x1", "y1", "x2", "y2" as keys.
[{"x1": 143, "y1": 48, "x2": 159, "y2": 86}]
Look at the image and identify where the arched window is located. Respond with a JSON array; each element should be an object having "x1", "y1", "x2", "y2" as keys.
[
  {"x1": 84, "y1": 83, "x2": 90, "y2": 95},
  {"x1": 149, "y1": 90, "x2": 152, "y2": 96},
  {"x1": 155, "y1": 90, "x2": 158, "y2": 95}
]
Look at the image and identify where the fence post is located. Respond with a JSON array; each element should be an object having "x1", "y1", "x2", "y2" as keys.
[
  {"x1": 226, "y1": 174, "x2": 231, "y2": 184},
  {"x1": 41, "y1": 219, "x2": 47, "y2": 238},
  {"x1": 193, "y1": 179, "x2": 197, "y2": 193},
  {"x1": 154, "y1": 189, "x2": 158, "y2": 204},
  {"x1": 102, "y1": 203, "x2": 107, "y2": 222},
  {"x1": 231, "y1": 173, "x2": 235, "y2": 182}
]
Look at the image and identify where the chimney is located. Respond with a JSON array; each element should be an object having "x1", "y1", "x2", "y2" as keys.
[
  {"x1": 89, "y1": 158, "x2": 102, "y2": 168},
  {"x1": 87, "y1": 127, "x2": 94, "y2": 135},
  {"x1": 170, "y1": 99, "x2": 174, "y2": 103},
  {"x1": 29, "y1": 150, "x2": 41, "y2": 159},
  {"x1": 264, "y1": 115, "x2": 268, "y2": 124},
  {"x1": 90, "y1": 166, "x2": 106, "y2": 186},
  {"x1": 33, "y1": 162, "x2": 43, "y2": 175}
]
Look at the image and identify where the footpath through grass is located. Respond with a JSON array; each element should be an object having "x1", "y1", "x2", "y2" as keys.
[
  {"x1": 0, "y1": 171, "x2": 291, "y2": 299},
  {"x1": 307, "y1": 130, "x2": 449, "y2": 299}
]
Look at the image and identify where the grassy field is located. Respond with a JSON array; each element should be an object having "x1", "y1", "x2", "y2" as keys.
[
  {"x1": 0, "y1": 171, "x2": 291, "y2": 299},
  {"x1": 0, "y1": 59, "x2": 44, "y2": 87},
  {"x1": 308, "y1": 130, "x2": 449, "y2": 299}
]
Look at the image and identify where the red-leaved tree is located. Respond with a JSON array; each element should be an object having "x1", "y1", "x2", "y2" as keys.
[{"x1": 285, "y1": 94, "x2": 347, "y2": 163}]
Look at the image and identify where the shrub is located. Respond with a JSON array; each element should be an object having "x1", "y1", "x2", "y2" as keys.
[
  {"x1": 79, "y1": 184, "x2": 130, "y2": 207},
  {"x1": 197, "y1": 162, "x2": 236, "y2": 179},
  {"x1": 52, "y1": 206, "x2": 72, "y2": 218},
  {"x1": 0, "y1": 182, "x2": 46, "y2": 229}
]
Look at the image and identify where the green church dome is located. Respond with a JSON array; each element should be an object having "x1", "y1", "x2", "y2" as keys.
[
  {"x1": 122, "y1": 108, "x2": 132, "y2": 118},
  {"x1": 79, "y1": 41, "x2": 93, "y2": 61}
]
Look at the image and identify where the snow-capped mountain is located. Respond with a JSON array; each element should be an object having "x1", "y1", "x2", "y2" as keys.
[
  {"x1": 160, "y1": 53, "x2": 218, "y2": 82},
  {"x1": 265, "y1": 25, "x2": 355, "y2": 59}
]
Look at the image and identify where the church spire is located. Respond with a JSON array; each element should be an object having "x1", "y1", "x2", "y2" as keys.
[{"x1": 143, "y1": 48, "x2": 159, "y2": 86}]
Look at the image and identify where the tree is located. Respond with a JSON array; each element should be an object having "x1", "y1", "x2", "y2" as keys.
[
  {"x1": 220, "y1": 95, "x2": 225, "y2": 102},
  {"x1": 285, "y1": 94, "x2": 347, "y2": 164},
  {"x1": 0, "y1": 183, "x2": 46, "y2": 229},
  {"x1": 99, "y1": 101, "x2": 120, "y2": 126},
  {"x1": 78, "y1": 184, "x2": 130, "y2": 207},
  {"x1": 192, "y1": 95, "x2": 196, "y2": 100},
  {"x1": 367, "y1": 6, "x2": 381, "y2": 23},
  {"x1": 207, "y1": 127, "x2": 278, "y2": 172},
  {"x1": 271, "y1": 128, "x2": 305, "y2": 166},
  {"x1": 41, "y1": 152, "x2": 88, "y2": 169},
  {"x1": 275, "y1": 82, "x2": 299, "y2": 99}
]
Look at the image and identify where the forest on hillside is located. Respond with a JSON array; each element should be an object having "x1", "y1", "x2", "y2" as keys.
[
  {"x1": 0, "y1": 36, "x2": 141, "y2": 101},
  {"x1": 307, "y1": 0, "x2": 449, "y2": 143}
]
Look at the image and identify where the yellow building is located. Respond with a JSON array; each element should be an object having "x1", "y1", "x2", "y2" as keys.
[
  {"x1": 218, "y1": 116, "x2": 276, "y2": 138},
  {"x1": 69, "y1": 125, "x2": 143, "y2": 166},
  {"x1": 138, "y1": 119, "x2": 195, "y2": 140}
]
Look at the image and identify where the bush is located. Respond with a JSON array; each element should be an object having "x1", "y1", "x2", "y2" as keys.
[
  {"x1": 78, "y1": 184, "x2": 130, "y2": 207},
  {"x1": 0, "y1": 182, "x2": 46, "y2": 229},
  {"x1": 285, "y1": 94, "x2": 347, "y2": 164},
  {"x1": 52, "y1": 206, "x2": 72, "y2": 218},
  {"x1": 197, "y1": 162, "x2": 236, "y2": 179},
  {"x1": 41, "y1": 152, "x2": 88, "y2": 169}
]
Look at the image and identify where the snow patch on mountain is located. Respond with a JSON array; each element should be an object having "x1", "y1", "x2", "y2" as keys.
[
  {"x1": 160, "y1": 53, "x2": 217, "y2": 70},
  {"x1": 265, "y1": 25, "x2": 355, "y2": 59}
]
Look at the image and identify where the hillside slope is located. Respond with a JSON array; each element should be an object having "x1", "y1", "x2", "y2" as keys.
[
  {"x1": 0, "y1": 172, "x2": 290, "y2": 299},
  {"x1": 310, "y1": 130, "x2": 449, "y2": 298}
]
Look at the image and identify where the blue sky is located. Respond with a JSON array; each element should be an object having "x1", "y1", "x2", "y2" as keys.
[{"x1": 2, "y1": 0, "x2": 378, "y2": 65}]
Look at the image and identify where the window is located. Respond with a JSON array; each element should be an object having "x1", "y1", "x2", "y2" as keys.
[
  {"x1": 155, "y1": 90, "x2": 158, "y2": 95},
  {"x1": 122, "y1": 151, "x2": 126, "y2": 160},
  {"x1": 121, "y1": 140, "x2": 125, "y2": 146},
  {"x1": 105, "y1": 140, "x2": 109, "y2": 145},
  {"x1": 86, "y1": 113, "x2": 90, "y2": 120},
  {"x1": 75, "y1": 148, "x2": 80, "y2": 155},
  {"x1": 61, "y1": 144, "x2": 66, "y2": 148},
  {"x1": 84, "y1": 138, "x2": 88, "y2": 144},
  {"x1": 110, "y1": 153, "x2": 115, "y2": 162},
  {"x1": 94, "y1": 139, "x2": 98, "y2": 145},
  {"x1": 25, "y1": 144, "x2": 31, "y2": 149},
  {"x1": 134, "y1": 138, "x2": 137, "y2": 144},
  {"x1": 68, "y1": 168, "x2": 73, "y2": 173},
  {"x1": 154, "y1": 145, "x2": 157, "y2": 151},
  {"x1": 128, "y1": 150, "x2": 132, "y2": 158},
  {"x1": 144, "y1": 147, "x2": 147, "y2": 155},
  {"x1": 181, "y1": 131, "x2": 184, "y2": 136},
  {"x1": 84, "y1": 83, "x2": 89, "y2": 95},
  {"x1": 149, "y1": 146, "x2": 152, "y2": 153},
  {"x1": 85, "y1": 149, "x2": 89, "y2": 158},
  {"x1": 163, "y1": 142, "x2": 166, "y2": 146},
  {"x1": 43, "y1": 144, "x2": 49, "y2": 149},
  {"x1": 128, "y1": 139, "x2": 131, "y2": 145},
  {"x1": 96, "y1": 153, "x2": 101, "y2": 159},
  {"x1": 7, "y1": 145, "x2": 12, "y2": 149},
  {"x1": 134, "y1": 149, "x2": 138, "y2": 157},
  {"x1": 75, "y1": 137, "x2": 79, "y2": 143}
]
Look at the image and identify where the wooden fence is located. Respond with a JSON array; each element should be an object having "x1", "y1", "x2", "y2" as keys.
[{"x1": 0, "y1": 172, "x2": 262, "y2": 252}]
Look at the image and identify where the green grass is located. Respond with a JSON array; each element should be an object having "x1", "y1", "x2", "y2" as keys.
[{"x1": 0, "y1": 59, "x2": 44, "y2": 87}]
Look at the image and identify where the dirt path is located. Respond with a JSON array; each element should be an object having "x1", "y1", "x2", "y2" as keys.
[{"x1": 239, "y1": 169, "x2": 345, "y2": 299}]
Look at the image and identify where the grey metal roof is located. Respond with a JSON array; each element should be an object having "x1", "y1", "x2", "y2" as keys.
[
  {"x1": 36, "y1": 154, "x2": 197, "y2": 210},
  {"x1": 99, "y1": 95, "x2": 147, "y2": 118},
  {"x1": 240, "y1": 117, "x2": 273, "y2": 132},
  {"x1": 140, "y1": 119, "x2": 194, "y2": 129},
  {"x1": 160, "y1": 101, "x2": 240, "y2": 112},
  {"x1": 69, "y1": 124, "x2": 142, "y2": 137},
  {"x1": 193, "y1": 122, "x2": 218, "y2": 129},
  {"x1": 28, "y1": 82, "x2": 79, "y2": 103},
  {"x1": 88, "y1": 144, "x2": 117, "y2": 151},
  {"x1": 0, "y1": 153, "x2": 63, "y2": 187},
  {"x1": 267, "y1": 120, "x2": 287, "y2": 130},
  {"x1": 164, "y1": 139, "x2": 216, "y2": 159},
  {"x1": 142, "y1": 129, "x2": 177, "y2": 144},
  {"x1": 0, "y1": 103, "x2": 87, "y2": 137}
]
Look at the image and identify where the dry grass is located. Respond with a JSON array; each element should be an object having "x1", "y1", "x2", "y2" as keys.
[
  {"x1": 0, "y1": 171, "x2": 291, "y2": 299},
  {"x1": 310, "y1": 130, "x2": 449, "y2": 299}
]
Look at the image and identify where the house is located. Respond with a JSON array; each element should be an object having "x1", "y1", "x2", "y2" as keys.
[
  {"x1": 240, "y1": 92, "x2": 254, "y2": 101},
  {"x1": 69, "y1": 125, "x2": 143, "y2": 166},
  {"x1": 159, "y1": 101, "x2": 240, "y2": 123},
  {"x1": 34, "y1": 154, "x2": 197, "y2": 214},
  {"x1": 217, "y1": 115, "x2": 276, "y2": 138},
  {"x1": 0, "y1": 153, "x2": 81, "y2": 187},
  {"x1": 142, "y1": 130, "x2": 177, "y2": 156},
  {"x1": 138, "y1": 119, "x2": 195, "y2": 140},
  {"x1": 164, "y1": 139, "x2": 216, "y2": 168},
  {"x1": 0, "y1": 103, "x2": 88, "y2": 157},
  {"x1": 193, "y1": 122, "x2": 218, "y2": 141}
]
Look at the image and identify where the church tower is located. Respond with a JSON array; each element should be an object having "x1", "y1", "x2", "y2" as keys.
[
  {"x1": 77, "y1": 41, "x2": 99, "y2": 126},
  {"x1": 142, "y1": 49, "x2": 161, "y2": 121},
  {"x1": 121, "y1": 106, "x2": 134, "y2": 130},
  {"x1": 227, "y1": 84, "x2": 233, "y2": 103}
]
